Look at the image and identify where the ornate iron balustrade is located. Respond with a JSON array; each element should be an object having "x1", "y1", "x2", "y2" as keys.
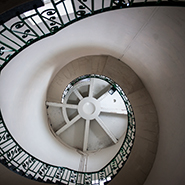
[
  {"x1": 0, "y1": 78, "x2": 135, "y2": 184},
  {"x1": 0, "y1": 0, "x2": 184, "y2": 184},
  {"x1": 0, "y1": 0, "x2": 185, "y2": 70}
]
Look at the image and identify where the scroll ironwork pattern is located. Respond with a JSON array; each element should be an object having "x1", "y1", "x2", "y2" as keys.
[{"x1": 0, "y1": 0, "x2": 183, "y2": 184}]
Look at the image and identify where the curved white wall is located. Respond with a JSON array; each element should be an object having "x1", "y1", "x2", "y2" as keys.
[{"x1": 0, "y1": 6, "x2": 185, "y2": 185}]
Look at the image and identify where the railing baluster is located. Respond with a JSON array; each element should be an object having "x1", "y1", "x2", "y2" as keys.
[
  {"x1": 110, "y1": 0, "x2": 114, "y2": 9},
  {"x1": 34, "y1": 8, "x2": 51, "y2": 33},
  {"x1": 0, "y1": 129, "x2": 6, "y2": 133},
  {"x1": 30, "y1": 17, "x2": 45, "y2": 35},
  {"x1": 51, "y1": 167, "x2": 58, "y2": 182},
  {"x1": 1, "y1": 32, "x2": 22, "y2": 47},
  {"x1": 33, "y1": 162, "x2": 43, "y2": 178},
  {"x1": 2, "y1": 24, "x2": 27, "y2": 44},
  {"x1": 0, "y1": 57, "x2": 5, "y2": 61},
  {"x1": 2, "y1": 141, "x2": 14, "y2": 150},
  {"x1": 92, "y1": 0, "x2": 94, "y2": 13},
  {"x1": 24, "y1": 158, "x2": 37, "y2": 175},
  {"x1": 130, "y1": 0, "x2": 135, "y2": 5},
  {"x1": 71, "y1": 0, "x2": 78, "y2": 19},
  {"x1": 19, "y1": 155, "x2": 30, "y2": 169},
  {"x1": 76, "y1": 172, "x2": 79, "y2": 184},
  {"x1": 18, "y1": 14, "x2": 40, "y2": 38},
  {"x1": 41, "y1": 165, "x2": 51, "y2": 181},
  {"x1": 51, "y1": 0, "x2": 64, "y2": 26},
  {"x1": 0, "y1": 40, "x2": 17, "y2": 52},
  {"x1": 15, "y1": 153, "x2": 27, "y2": 164},
  {"x1": 8, "y1": 149, "x2": 23, "y2": 163},
  {"x1": 59, "y1": 167, "x2": 65, "y2": 183},
  {"x1": 47, "y1": 166, "x2": 54, "y2": 176},
  {"x1": 77, "y1": 0, "x2": 92, "y2": 13},
  {"x1": 0, "y1": 137, "x2": 12, "y2": 146},
  {"x1": 102, "y1": 0, "x2": 105, "y2": 10},
  {"x1": 62, "y1": 1, "x2": 71, "y2": 22}
]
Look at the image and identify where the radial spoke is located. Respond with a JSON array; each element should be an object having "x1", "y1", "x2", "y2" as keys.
[
  {"x1": 89, "y1": 78, "x2": 94, "y2": 97},
  {"x1": 74, "y1": 89, "x2": 83, "y2": 100},
  {"x1": 97, "y1": 91, "x2": 109, "y2": 102},
  {"x1": 100, "y1": 107, "x2": 127, "y2": 115},
  {"x1": 46, "y1": 102, "x2": 78, "y2": 109},
  {"x1": 65, "y1": 104, "x2": 78, "y2": 109},
  {"x1": 96, "y1": 117, "x2": 118, "y2": 144},
  {"x1": 56, "y1": 114, "x2": 81, "y2": 135},
  {"x1": 83, "y1": 119, "x2": 90, "y2": 152},
  {"x1": 46, "y1": 101, "x2": 63, "y2": 107}
]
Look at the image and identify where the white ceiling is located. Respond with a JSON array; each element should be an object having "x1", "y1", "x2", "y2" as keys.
[{"x1": 0, "y1": 6, "x2": 185, "y2": 185}]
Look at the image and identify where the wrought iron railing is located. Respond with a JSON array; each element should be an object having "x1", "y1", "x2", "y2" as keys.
[
  {"x1": 0, "y1": 0, "x2": 184, "y2": 184},
  {"x1": 0, "y1": 82, "x2": 135, "y2": 184},
  {"x1": 0, "y1": 0, "x2": 185, "y2": 70}
]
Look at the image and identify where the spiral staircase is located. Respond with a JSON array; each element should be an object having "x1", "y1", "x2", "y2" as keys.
[{"x1": 0, "y1": 0, "x2": 185, "y2": 185}]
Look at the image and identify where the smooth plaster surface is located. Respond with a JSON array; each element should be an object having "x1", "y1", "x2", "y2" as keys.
[
  {"x1": 47, "y1": 55, "x2": 158, "y2": 175},
  {"x1": 0, "y1": 5, "x2": 185, "y2": 185}
]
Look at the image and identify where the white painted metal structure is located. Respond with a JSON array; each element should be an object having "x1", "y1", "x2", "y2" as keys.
[{"x1": 46, "y1": 75, "x2": 127, "y2": 153}]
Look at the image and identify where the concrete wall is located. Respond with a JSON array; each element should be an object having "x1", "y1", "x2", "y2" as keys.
[
  {"x1": 47, "y1": 55, "x2": 158, "y2": 176},
  {"x1": 0, "y1": 5, "x2": 185, "y2": 185}
]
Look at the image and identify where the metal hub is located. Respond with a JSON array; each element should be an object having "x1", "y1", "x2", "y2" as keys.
[{"x1": 78, "y1": 97, "x2": 100, "y2": 120}]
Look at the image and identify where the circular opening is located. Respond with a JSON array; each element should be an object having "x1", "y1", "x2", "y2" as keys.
[{"x1": 46, "y1": 74, "x2": 129, "y2": 152}]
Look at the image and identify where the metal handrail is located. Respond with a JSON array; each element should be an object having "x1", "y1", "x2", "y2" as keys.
[
  {"x1": 0, "y1": 74, "x2": 135, "y2": 184},
  {"x1": 0, "y1": 0, "x2": 184, "y2": 184},
  {"x1": 0, "y1": 0, "x2": 185, "y2": 70}
]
